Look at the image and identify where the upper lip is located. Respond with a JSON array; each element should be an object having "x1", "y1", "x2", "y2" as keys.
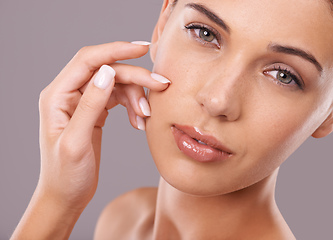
[{"x1": 173, "y1": 124, "x2": 233, "y2": 155}]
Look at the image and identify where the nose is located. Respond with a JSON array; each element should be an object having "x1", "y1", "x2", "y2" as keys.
[{"x1": 195, "y1": 67, "x2": 245, "y2": 121}]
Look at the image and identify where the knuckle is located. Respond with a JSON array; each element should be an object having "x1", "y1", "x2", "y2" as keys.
[
  {"x1": 39, "y1": 87, "x2": 51, "y2": 109},
  {"x1": 39, "y1": 85, "x2": 58, "y2": 110},
  {"x1": 75, "y1": 46, "x2": 92, "y2": 61},
  {"x1": 39, "y1": 85, "x2": 50, "y2": 99},
  {"x1": 57, "y1": 135, "x2": 84, "y2": 160},
  {"x1": 58, "y1": 136, "x2": 75, "y2": 158},
  {"x1": 39, "y1": 89, "x2": 47, "y2": 103}
]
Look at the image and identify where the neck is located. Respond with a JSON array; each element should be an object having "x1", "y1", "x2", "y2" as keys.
[{"x1": 152, "y1": 168, "x2": 285, "y2": 240}]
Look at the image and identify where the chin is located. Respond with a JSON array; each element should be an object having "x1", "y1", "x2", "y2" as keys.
[
  {"x1": 146, "y1": 124, "x2": 254, "y2": 197},
  {"x1": 156, "y1": 161, "x2": 278, "y2": 199}
]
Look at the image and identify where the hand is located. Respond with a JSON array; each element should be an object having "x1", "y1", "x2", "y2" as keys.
[
  {"x1": 38, "y1": 41, "x2": 170, "y2": 211},
  {"x1": 11, "y1": 41, "x2": 170, "y2": 240}
]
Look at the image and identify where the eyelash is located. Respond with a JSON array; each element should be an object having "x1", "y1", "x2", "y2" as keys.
[
  {"x1": 184, "y1": 23, "x2": 304, "y2": 90},
  {"x1": 184, "y1": 23, "x2": 221, "y2": 49},
  {"x1": 265, "y1": 66, "x2": 304, "y2": 90}
]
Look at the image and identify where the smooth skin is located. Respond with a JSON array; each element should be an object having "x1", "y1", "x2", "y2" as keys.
[{"x1": 11, "y1": 0, "x2": 333, "y2": 239}]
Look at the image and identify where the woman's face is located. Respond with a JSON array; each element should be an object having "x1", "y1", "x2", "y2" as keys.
[{"x1": 146, "y1": 0, "x2": 333, "y2": 196}]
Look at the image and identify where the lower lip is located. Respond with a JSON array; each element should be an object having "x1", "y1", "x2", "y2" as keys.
[{"x1": 171, "y1": 126, "x2": 231, "y2": 163}]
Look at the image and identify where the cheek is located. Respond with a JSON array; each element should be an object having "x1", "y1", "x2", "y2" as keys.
[
  {"x1": 152, "y1": 20, "x2": 221, "y2": 91},
  {"x1": 241, "y1": 90, "x2": 322, "y2": 173}
]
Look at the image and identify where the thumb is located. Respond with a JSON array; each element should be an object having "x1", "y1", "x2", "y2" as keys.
[{"x1": 64, "y1": 65, "x2": 116, "y2": 140}]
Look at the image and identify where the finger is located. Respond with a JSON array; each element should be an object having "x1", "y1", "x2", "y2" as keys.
[
  {"x1": 124, "y1": 85, "x2": 151, "y2": 118},
  {"x1": 110, "y1": 87, "x2": 145, "y2": 130},
  {"x1": 79, "y1": 64, "x2": 171, "y2": 96},
  {"x1": 105, "y1": 86, "x2": 121, "y2": 110},
  {"x1": 126, "y1": 101, "x2": 146, "y2": 131},
  {"x1": 108, "y1": 84, "x2": 150, "y2": 118},
  {"x1": 111, "y1": 63, "x2": 171, "y2": 91},
  {"x1": 63, "y1": 65, "x2": 116, "y2": 141},
  {"x1": 52, "y1": 42, "x2": 151, "y2": 93},
  {"x1": 95, "y1": 109, "x2": 109, "y2": 129}
]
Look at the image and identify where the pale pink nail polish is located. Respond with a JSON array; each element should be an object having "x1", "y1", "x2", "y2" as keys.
[
  {"x1": 139, "y1": 97, "x2": 151, "y2": 117},
  {"x1": 131, "y1": 41, "x2": 151, "y2": 46},
  {"x1": 151, "y1": 73, "x2": 171, "y2": 84},
  {"x1": 94, "y1": 65, "x2": 116, "y2": 89},
  {"x1": 136, "y1": 116, "x2": 146, "y2": 131}
]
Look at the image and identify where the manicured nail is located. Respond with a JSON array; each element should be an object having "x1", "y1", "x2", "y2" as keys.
[
  {"x1": 151, "y1": 73, "x2": 171, "y2": 84},
  {"x1": 131, "y1": 41, "x2": 151, "y2": 46},
  {"x1": 139, "y1": 97, "x2": 151, "y2": 117},
  {"x1": 136, "y1": 116, "x2": 146, "y2": 131},
  {"x1": 94, "y1": 65, "x2": 116, "y2": 89}
]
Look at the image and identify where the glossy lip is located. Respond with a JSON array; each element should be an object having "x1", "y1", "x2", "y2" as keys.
[{"x1": 172, "y1": 124, "x2": 233, "y2": 162}]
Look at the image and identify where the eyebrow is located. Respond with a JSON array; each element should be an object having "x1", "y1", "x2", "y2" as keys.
[
  {"x1": 268, "y1": 44, "x2": 323, "y2": 72},
  {"x1": 185, "y1": 3, "x2": 231, "y2": 33},
  {"x1": 185, "y1": 3, "x2": 323, "y2": 73}
]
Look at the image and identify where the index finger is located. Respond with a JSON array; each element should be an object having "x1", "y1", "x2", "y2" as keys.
[{"x1": 51, "y1": 41, "x2": 150, "y2": 92}]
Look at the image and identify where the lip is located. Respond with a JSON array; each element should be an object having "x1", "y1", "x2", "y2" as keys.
[{"x1": 171, "y1": 124, "x2": 233, "y2": 163}]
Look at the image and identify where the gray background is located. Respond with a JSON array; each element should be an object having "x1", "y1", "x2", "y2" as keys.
[{"x1": 0, "y1": 0, "x2": 332, "y2": 239}]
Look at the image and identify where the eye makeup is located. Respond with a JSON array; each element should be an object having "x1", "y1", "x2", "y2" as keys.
[
  {"x1": 179, "y1": 5, "x2": 314, "y2": 92},
  {"x1": 184, "y1": 23, "x2": 222, "y2": 49},
  {"x1": 264, "y1": 64, "x2": 304, "y2": 90}
]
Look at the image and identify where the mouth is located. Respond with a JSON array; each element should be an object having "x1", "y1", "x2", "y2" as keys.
[{"x1": 171, "y1": 124, "x2": 233, "y2": 163}]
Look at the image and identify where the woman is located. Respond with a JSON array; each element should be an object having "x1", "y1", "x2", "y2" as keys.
[{"x1": 11, "y1": 0, "x2": 333, "y2": 239}]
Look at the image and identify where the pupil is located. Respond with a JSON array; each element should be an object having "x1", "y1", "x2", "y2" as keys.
[
  {"x1": 278, "y1": 70, "x2": 292, "y2": 84},
  {"x1": 279, "y1": 72, "x2": 286, "y2": 78},
  {"x1": 199, "y1": 29, "x2": 214, "y2": 42}
]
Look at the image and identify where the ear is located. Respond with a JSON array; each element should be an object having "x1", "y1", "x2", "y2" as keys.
[
  {"x1": 312, "y1": 112, "x2": 333, "y2": 138},
  {"x1": 150, "y1": 0, "x2": 174, "y2": 63}
]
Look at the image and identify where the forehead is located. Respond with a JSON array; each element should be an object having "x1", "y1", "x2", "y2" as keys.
[{"x1": 176, "y1": 0, "x2": 333, "y2": 67}]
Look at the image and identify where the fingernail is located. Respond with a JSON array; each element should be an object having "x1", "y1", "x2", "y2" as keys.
[
  {"x1": 94, "y1": 65, "x2": 116, "y2": 89},
  {"x1": 139, "y1": 97, "x2": 151, "y2": 117},
  {"x1": 136, "y1": 116, "x2": 146, "y2": 131},
  {"x1": 131, "y1": 41, "x2": 151, "y2": 46},
  {"x1": 151, "y1": 73, "x2": 171, "y2": 84}
]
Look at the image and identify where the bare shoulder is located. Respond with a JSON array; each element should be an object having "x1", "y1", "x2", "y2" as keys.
[{"x1": 94, "y1": 187, "x2": 158, "y2": 240}]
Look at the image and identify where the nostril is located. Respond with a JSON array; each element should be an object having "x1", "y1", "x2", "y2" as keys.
[{"x1": 195, "y1": 81, "x2": 242, "y2": 120}]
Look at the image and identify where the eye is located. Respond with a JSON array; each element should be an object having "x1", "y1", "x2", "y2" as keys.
[
  {"x1": 265, "y1": 67, "x2": 304, "y2": 90},
  {"x1": 269, "y1": 70, "x2": 293, "y2": 84},
  {"x1": 185, "y1": 23, "x2": 221, "y2": 48},
  {"x1": 198, "y1": 28, "x2": 215, "y2": 42}
]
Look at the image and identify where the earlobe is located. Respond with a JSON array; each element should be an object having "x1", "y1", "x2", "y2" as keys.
[
  {"x1": 312, "y1": 112, "x2": 333, "y2": 138},
  {"x1": 150, "y1": 0, "x2": 173, "y2": 63}
]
